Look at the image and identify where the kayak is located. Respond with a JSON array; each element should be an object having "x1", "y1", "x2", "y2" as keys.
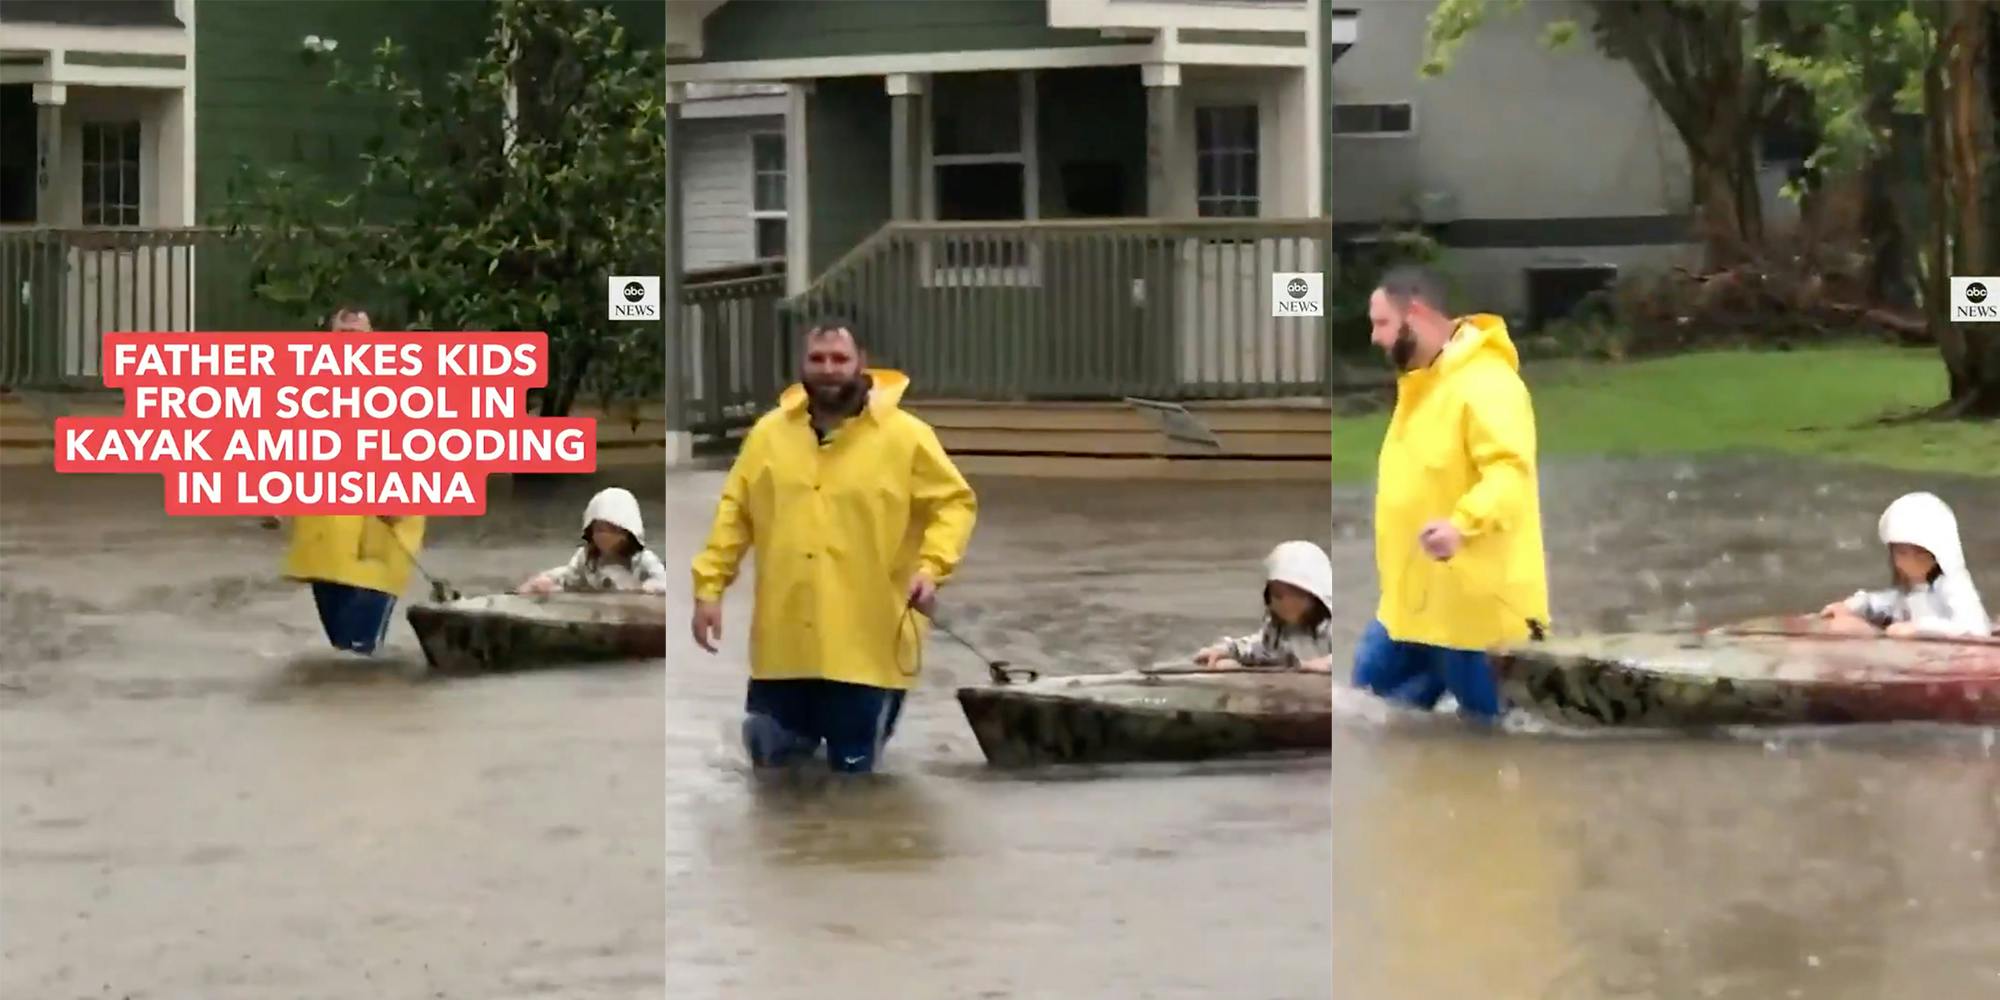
[
  {"x1": 1490, "y1": 616, "x2": 2000, "y2": 729},
  {"x1": 955, "y1": 668, "x2": 1333, "y2": 767},
  {"x1": 405, "y1": 592, "x2": 666, "y2": 676}
]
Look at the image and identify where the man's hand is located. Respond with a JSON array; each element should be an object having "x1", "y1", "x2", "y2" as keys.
[
  {"x1": 907, "y1": 573, "x2": 939, "y2": 616},
  {"x1": 1418, "y1": 520, "x2": 1463, "y2": 561},
  {"x1": 692, "y1": 599, "x2": 723, "y2": 653}
]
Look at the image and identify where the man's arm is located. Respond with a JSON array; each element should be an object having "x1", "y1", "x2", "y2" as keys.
[
  {"x1": 1449, "y1": 367, "x2": 1537, "y2": 541},
  {"x1": 909, "y1": 423, "x2": 977, "y2": 583},
  {"x1": 690, "y1": 444, "x2": 758, "y2": 601}
]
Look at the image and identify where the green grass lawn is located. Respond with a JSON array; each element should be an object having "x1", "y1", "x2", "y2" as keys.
[{"x1": 1330, "y1": 346, "x2": 2000, "y2": 483}]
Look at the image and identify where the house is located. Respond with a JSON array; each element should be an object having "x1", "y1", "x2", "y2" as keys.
[
  {"x1": 677, "y1": 81, "x2": 790, "y2": 270},
  {"x1": 1325, "y1": 0, "x2": 1703, "y2": 326},
  {"x1": 665, "y1": 0, "x2": 1346, "y2": 463},
  {"x1": 0, "y1": 0, "x2": 666, "y2": 387}
]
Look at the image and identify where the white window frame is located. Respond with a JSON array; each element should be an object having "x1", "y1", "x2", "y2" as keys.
[
  {"x1": 80, "y1": 118, "x2": 144, "y2": 228},
  {"x1": 747, "y1": 130, "x2": 788, "y2": 261},
  {"x1": 1193, "y1": 103, "x2": 1261, "y2": 219},
  {"x1": 920, "y1": 69, "x2": 1042, "y2": 288},
  {"x1": 1329, "y1": 100, "x2": 1417, "y2": 139}
]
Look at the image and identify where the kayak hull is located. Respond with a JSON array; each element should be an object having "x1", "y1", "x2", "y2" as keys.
[
  {"x1": 1491, "y1": 616, "x2": 2000, "y2": 729},
  {"x1": 956, "y1": 670, "x2": 1332, "y2": 767},
  {"x1": 405, "y1": 592, "x2": 667, "y2": 676}
]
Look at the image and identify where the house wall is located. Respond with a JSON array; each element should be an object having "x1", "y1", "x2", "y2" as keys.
[
  {"x1": 192, "y1": 0, "x2": 495, "y2": 220},
  {"x1": 1173, "y1": 65, "x2": 1314, "y2": 218},
  {"x1": 1037, "y1": 67, "x2": 1147, "y2": 218},
  {"x1": 693, "y1": 0, "x2": 1110, "y2": 63},
  {"x1": 1329, "y1": 0, "x2": 1699, "y2": 317},
  {"x1": 680, "y1": 114, "x2": 785, "y2": 269},
  {"x1": 804, "y1": 77, "x2": 892, "y2": 279}
]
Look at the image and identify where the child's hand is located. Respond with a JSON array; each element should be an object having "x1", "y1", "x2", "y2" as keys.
[
  {"x1": 1192, "y1": 646, "x2": 1225, "y2": 666},
  {"x1": 641, "y1": 579, "x2": 667, "y2": 595},
  {"x1": 1885, "y1": 621, "x2": 1920, "y2": 638},
  {"x1": 1297, "y1": 656, "x2": 1332, "y2": 673},
  {"x1": 518, "y1": 575, "x2": 555, "y2": 596}
]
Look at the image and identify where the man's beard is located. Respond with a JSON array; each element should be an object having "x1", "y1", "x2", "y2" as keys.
[
  {"x1": 1387, "y1": 323, "x2": 1419, "y2": 371},
  {"x1": 807, "y1": 375, "x2": 866, "y2": 414}
]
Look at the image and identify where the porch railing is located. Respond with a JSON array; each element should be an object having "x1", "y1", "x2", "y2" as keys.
[
  {"x1": 0, "y1": 226, "x2": 300, "y2": 389},
  {"x1": 785, "y1": 219, "x2": 1330, "y2": 401},
  {"x1": 679, "y1": 258, "x2": 787, "y2": 438}
]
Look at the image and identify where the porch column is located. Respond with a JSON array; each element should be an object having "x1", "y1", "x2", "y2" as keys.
[
  {"x1": 664, "y1": 82, "x2": 690, "y2": 466},
  {"x1": 33, "y1": 84, "x2": 66, "y2": 225},
  {"x1": 886, "y1": 74, "x2": 926, "y2": 221},
  {"x1": 1142, "y1": 64, "x2": 1180, "y2": 217}
]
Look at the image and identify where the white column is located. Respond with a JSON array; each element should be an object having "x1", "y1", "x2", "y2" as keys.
[
  {"x1": 1141, "y1": 63, "x2": 1180, "y2": 217},
  {"x1": 664, "y1": 81, "x2": 692, "y2": 467}
]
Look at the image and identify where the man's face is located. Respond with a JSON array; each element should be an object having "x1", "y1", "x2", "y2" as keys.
[
  {"x1": 1367, "y1": 290, "x2": 1422, "y2": 370},
  {"x1": 801, "y1": 328, "x2": 865, "y2": 408}
]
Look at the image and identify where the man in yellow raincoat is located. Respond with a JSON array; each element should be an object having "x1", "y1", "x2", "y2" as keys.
[
  {"x1": 280, "y1": 307, "x2": 428, "y2": 655},
  {"x1": 1353, "y1": 266, "x2": 1549, "y2": 720},
  {"x1": 690, "y1": 317, "x2": 977, "y2": 773}
]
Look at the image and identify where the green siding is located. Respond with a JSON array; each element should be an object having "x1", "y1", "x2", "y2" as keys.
[
  {"x1": 806, "y1": 77, "x2": 892, "y2": 280},
  {"x1": 194, "y1": 0, "x2": 494, "y2": 221},
  {"x1": 692, "y1": 0, "x2": 1109, "y2": 62}
]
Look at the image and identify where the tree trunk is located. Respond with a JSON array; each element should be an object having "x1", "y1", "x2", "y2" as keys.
[{"x1": 1935, "y1": 0, "x2": 2000, "y2": 416}]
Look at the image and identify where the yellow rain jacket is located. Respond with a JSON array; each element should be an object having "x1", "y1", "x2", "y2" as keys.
[
  {"x1": 691, "y1": 369, "x2": 978, "y2": 690},
  {"x1": 1374, "y1": 314, "x2": 1549, "y2": 649},
  {"x1": 282, "y1": 515, "x2": 428, "y2": 596}
]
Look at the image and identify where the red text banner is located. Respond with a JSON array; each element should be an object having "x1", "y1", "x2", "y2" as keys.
[{"x1": 54, "y1": 332, "x2": 597, "y2": 515}]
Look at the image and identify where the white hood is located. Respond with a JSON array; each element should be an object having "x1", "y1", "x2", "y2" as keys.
[
  {"x1": 582, "y1": 487, "x2": 646, "y2": 547},
  {"x1": 1878, "y1": 491, "x2": 1966, "y2": 579},
  {"x1": 1265, "y1": 540, "x2": 1334, "y2": 611}
]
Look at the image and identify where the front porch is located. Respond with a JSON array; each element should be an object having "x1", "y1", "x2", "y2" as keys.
[{"x1": 666, "y1": 0, "x2": 1338, "y2": 458}]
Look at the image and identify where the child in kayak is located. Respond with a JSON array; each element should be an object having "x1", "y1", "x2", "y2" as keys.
[
  {"x1": 1193, "y1": 540, "x2": 1335, "y2": 671},
  {"x1": 1820, "y1": 491, "x2": 1992, "y2": 638},
  {"x1": 518, "y1": 487, "x2": 669, "y2": 595}
]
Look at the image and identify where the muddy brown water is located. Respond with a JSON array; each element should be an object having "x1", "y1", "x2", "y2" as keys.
[
  {"x1": 7, "y1": 456, "x2": 1998, "y2": 999},
  {"x1": 1, "y1": 469, "x2": 668, "y2": 1000},
  {"x1": 1329, "y1": 456, "x2": 2000, "y2": 1000}
]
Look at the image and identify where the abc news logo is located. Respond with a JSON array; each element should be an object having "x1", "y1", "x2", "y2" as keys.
[
  {"x1": 608, "y1": 275, "x2": 661, "y2": 322},
  {"x1": 1269, "y1": 272, "x2": 1325, "y2": 318},
  {"x1": 1950, "y1": 277, "x2": 1999, "y2": 323}
]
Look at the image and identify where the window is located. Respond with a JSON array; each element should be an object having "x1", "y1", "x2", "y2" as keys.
[
  {"x1": 927, "y1": 70, "x2": 1037, "y2": 281},
  {"x1": 1330, "y1": 102, "x2": 1415, "y2": 137},
  {"x1": 81, "y1": 120, "x2": 142, "y2": 226},
  {"x1": 1195, "y1": 105, "x2": 1260, "y2": 218},
  {"x1": 749, "y1": 131, "x2": 786, "y2": 260}
]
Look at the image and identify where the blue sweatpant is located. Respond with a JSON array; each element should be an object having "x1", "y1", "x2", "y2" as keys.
[
  {"x1": 311, "y1": 581, "x2": 398, "y2": 656},
  {"x1": 1351, "y1": 619, "x2": 1503, "y2": 720},
  {"x1": 743, "y1": 678, "x2": 906, "y2": 774}
]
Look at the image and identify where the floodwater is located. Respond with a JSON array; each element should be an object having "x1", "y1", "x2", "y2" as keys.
[
  {"x1": 10, "y1": 453, "x2": 1999, "y2": 999},
  {"x1": 0, "y1": 468, "x2": 668, "y2": 999},
  {"x1": 1329, "y1": 456, "x2": 2000, "y2": 1000},
  {"x1": 663, "y1": 471, "x2": 1335, "y2": 999}
]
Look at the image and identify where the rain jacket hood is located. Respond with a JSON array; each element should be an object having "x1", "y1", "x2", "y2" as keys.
[
  {"x1": 1879, "y1": 491, "x2": 1967, "y2": 581},
  {"x1": 691, "y1": 367, "x2": 979, "y2": 690},
  {"x1": 1842, "y1": 491, "x2": 1992, "y2": 637},
  {"x1": 1373, "y1": 313, "x2": 1550, "y2": 649},
  {"x1": 582, "y1": 487, "x2": 646, "y2": 547},
  {"x1": 1267, "y1": 540, "x2": 1334, "y2": 612}
]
